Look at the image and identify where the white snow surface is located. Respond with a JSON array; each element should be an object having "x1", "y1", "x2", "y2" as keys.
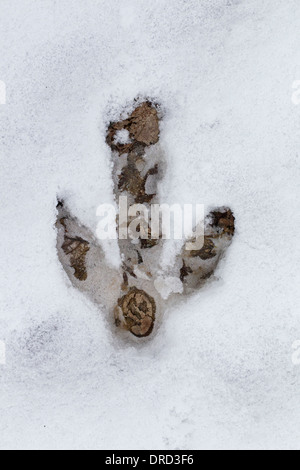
[{"x1": 0, "y1": 0, "x2": 300, "y2": 450}]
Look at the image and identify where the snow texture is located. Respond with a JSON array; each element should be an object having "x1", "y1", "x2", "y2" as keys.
[
  {"x1": 0, "y1": 0, "x2": 300, "y2": 450},
  {"x1": 114, "y1": 129, "x2": 132, "y2": 146}
]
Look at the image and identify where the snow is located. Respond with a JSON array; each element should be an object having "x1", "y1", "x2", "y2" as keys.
[
  {"x1": 114, "y1": 129, "x2": 132, "y2": 146},
  {"x1": 0, "y1": 0, "x2": 300, "y2": 450}
]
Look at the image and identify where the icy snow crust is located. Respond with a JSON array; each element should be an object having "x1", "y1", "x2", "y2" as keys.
[{"x1": 0, "y1": 0, "x2": 300, "y2": 450}]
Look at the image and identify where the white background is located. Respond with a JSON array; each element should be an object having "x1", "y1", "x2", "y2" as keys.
[{"x1": 0, "y1": 0, "x2": 300, "y2": 450}]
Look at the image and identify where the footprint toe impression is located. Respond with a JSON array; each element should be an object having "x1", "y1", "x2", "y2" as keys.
[{"x1": 56, "y1": 100, "x2": 235, "y2": 339}]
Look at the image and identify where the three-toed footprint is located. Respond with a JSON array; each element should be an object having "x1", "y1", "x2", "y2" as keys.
[{"x1": 56, "y1": 100, "x2": 235, "y2": 339}]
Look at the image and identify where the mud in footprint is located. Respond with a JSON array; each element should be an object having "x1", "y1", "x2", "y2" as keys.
[{"x1": 56, "y1": 99, "x2": 236, "y2": 339}]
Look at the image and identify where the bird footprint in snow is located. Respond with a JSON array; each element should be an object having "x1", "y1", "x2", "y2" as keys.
[{"x1": 56, "y1": 100, "x2": 235, "y2": 339}]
